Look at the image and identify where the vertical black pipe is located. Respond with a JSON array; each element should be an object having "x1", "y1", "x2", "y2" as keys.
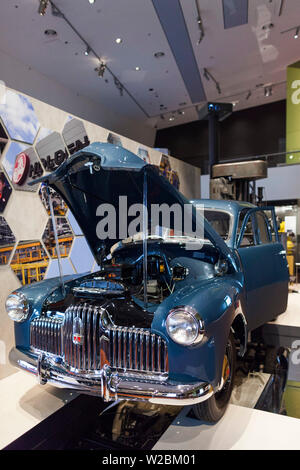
[{"x1": 208, "y1": 113, "x2": 219, "y2": 177}]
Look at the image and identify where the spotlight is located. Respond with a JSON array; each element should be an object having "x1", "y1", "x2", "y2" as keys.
[
  {"x1": 114, "y1": 77, "x2": 123, "y2": 96},
  {"x1": 115, "y1": 38, "x2": 123, "y2": 44},
  {"x1": 203, "y1": 68, "x2": 210, "y2": 81},
  {"x1": 178, "y1": 110, "x2": 185, "y2": 115},
  {"x1": 88, "y1": 0, "x2": 95, "y2": 4},
  {"x1": 216, "y1": 82, "x2": 221, "y2": 94},
  {"x1": 264, "y1": 86, "x2": 272, "y2": 97},
  {"x1": 246, "y1": 90, "x2": 252, "y2": 100},
  {"x1": 294, "y1": 27, "x2": 299, "y2": 39},
  {"x1": 169, "y1": 116, "x2": 175, "y2": 121},
  {"x1": 38, "y1": 0, "x2": 49, "y2": 16},
  {"x1": 135, "y1": 66, "x2": 141, "y2": 71},
  {"x1": 84, "y1": 46, "x2": 91, "y2": 56},
  {"x1": 95, "y1": 62, "x2": 106, "y2": 77}
]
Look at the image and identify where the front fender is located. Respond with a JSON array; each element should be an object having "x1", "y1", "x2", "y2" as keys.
[
  {"x1": 152, "y1": 275, "x2": 244, "y2": 388},
  {"x1": 12, "y1": 274, "x2": 84, "y2": 348}
]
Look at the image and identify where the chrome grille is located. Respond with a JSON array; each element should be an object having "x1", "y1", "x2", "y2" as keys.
[
  {"x1": 108, "y1": 327, "x2": 168, "y2": 373},
  {"x1": 30, "y1": 317, "x2": 62, "y2": 356},
  {"x1": 30, "y1": 303, "x2": 168, "y2": 374}
]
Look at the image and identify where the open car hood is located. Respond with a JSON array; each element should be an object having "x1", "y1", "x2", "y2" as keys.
[{"x1": 32, "y1": 143, "x2": 236, "y2": 267}]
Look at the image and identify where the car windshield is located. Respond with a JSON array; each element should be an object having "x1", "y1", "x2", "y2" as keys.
[{"x1": 204, "y1": 210, "x2": 231, "y2": 241}]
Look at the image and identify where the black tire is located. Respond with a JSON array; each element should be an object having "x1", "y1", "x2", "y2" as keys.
[{"x1": 192, "y1": 331, "x2": 236, "y2": 423}]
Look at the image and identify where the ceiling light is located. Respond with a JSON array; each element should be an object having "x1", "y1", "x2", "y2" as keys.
[
  {"x1": 84, "y1": 46, "x2": 91, "y2": 56},
  {"x1": 232, "y1": 101, "x2": 239, "y2": 107},
  {"x1": 114, "y1": 77, "x2": 123, "y2": 96},
  {"x1": 203, "y1": 68, "x2": 210, "y2": 81},
  {"x1": 294, "y1": 27, "x2": 299, "y2": 38},
  {"x1": 38, "y1": 0, "x2": 49, "y2": 16},
  {"x1": 88, "y1": 0, "x2": 95, "y2": 4},
  {"x1": 264, "y1": 86, "x2": 272, "y2": 97},
  {"x1": 154, "y1": 52, "x2": 165, "y2": 58},
  {"x1": 178, "y1": 110, "x2": 185, "y2": 115},
  {"x1": 44, "y1": 29, "x2": 57, "y2": 37},
  {"x1": 95, "y1": 62, "x2": 106, "y2": 77},
  {"x1": 135, "y1": 66, "x2": 141, "y2": 71},
  {"x1": 169, "y1": 116, "x2": 175, "y2": 121},
  {"x1": 115, "y1": 38, "x2": 123, "y2": 44}
]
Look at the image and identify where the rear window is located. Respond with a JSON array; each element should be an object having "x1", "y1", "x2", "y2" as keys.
[{"x1": 204, "y1": 210, "x2": 231, "y2": 240}]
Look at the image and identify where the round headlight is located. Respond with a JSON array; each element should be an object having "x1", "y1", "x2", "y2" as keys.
[
  {"x1": 6, "y1": 292, "x2": 29, "y2": 322},
  {"x1": 166, "y1": 306, "x2": 204, "y2": 345}
]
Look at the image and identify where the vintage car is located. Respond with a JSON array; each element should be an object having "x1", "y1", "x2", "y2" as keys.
[{"x1": 6, "y1": 143, "x2": 289, "y2": 422}]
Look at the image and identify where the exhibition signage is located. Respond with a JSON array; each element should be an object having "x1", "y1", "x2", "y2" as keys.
[{"x1": 286, "y1": 61, "x2": 300, "y2": 164}]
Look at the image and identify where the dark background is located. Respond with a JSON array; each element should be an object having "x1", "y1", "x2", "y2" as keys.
[{"x1": 155, "y1": 100, "x2": 286, "y2": 174}]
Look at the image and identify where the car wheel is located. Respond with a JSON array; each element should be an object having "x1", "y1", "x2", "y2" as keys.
[{"x1": 192, "y1": 330, "x2": 236, "y2": 423}]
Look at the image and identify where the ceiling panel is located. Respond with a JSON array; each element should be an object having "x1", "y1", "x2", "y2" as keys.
[{"x1": 0, "y1": 0, "x2": 299, "y2": 130}]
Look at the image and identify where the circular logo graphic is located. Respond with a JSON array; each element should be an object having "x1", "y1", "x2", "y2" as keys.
[{"x1": 12, "y1": 152, "x2": 30, "y2": 185}]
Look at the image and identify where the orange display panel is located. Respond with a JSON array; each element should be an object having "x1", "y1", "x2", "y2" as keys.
[{"x1": 10, "y1": 240, "x2": 49, "y2": 285}]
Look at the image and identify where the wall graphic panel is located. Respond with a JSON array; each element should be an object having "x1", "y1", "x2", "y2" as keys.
[
  {"x1": 10, "y1": 240, "x2": 49, "y2": 285},
  {"x1": 0, "y1": 87, "x2": 200, "y2": 287},
  {"x1": 0, "y1": 217, "x2": 16, "y2": 265}
]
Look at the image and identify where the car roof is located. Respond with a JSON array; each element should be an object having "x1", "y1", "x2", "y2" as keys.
[{"x1": 191, "y1": 199, "x2": 256, "y2": 216}]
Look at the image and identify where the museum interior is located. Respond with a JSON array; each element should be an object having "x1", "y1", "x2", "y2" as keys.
[{"x1": 1, "y1": 0, "x2": 300, "y2": 453}]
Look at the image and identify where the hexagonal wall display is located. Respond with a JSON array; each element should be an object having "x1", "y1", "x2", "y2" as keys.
[
  {"x1": 66, "y1": 209, "x2": 82, "y2": 236},
  {"x1": 39, "y1": 184, "x2": 68, "y2": 217},
  {"x1": 137, "y1": 147, "x2": 150, "y2": 163},
  {"x1": 107, "y1": 132, "x2": 122, "y2": 147},
  {"x1": 42, "y1": 217, "x2": 74, "y2": 259},
  {"x1": 10, "y1": 240, "x2": 49, "y2": 285},
  {"x1": 0, "y1": 216, "x2": 16, "y2": 265},
  {"x1": 0, "y1": 90, "x2": 40, "y2": 144},
  {"x1": 69, "y1": 236, "x2": 95, "y2": 274},
  {"x1": 36, "y1": 127, "x2": 53, "y2": 144},
  {"x1": 159, "y1": 155, "x2": 180, "y2": 190},
  {"x1": 35, "y1": 130, "x2": 68, "y2": 174},
  {"x1": 1, "y1": 142, "x2": 43, "y2": 192},
  {"x1": 0, "y1": 120, "x2": 9, "y2": 157},
  {"x1": 0, "y1": 169, "x2": 12, "y2": 213},
  {"x1": 62, "y1": 118, "x2": 90, "y2": 156}
]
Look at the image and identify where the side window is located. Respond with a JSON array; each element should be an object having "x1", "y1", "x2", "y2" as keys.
[
  {"x1": 255, "y1": 212, "x2": 271, "y2": 244},
  {"x1": 239, "y1": 214, "x2": 255, "y2": 247},
  {"x1": 263, "y1": 209, "x2": 277, "y2": 242},
  {"x1": 236, "y1": 208, "x2": 248, "y2": 245}
]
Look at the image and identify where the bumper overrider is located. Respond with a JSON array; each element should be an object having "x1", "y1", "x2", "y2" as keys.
[{"x1": 9, "y1": 347, "x2": 214, "y2": 406}]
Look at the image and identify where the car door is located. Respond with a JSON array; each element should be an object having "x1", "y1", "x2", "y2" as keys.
[{"x1": 236, "y1": 208, "x2": 289, "y2": 331}]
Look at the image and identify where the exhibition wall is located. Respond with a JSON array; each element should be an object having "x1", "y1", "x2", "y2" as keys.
[
  {"x1": 0, "y1": 48, "x2": 156, "y2": 147},
  {"x1": 0, "y1": 86, "x2": 200, "y2": 380}
]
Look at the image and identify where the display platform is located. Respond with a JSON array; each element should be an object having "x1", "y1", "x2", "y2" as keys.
[
  {"x1": 0, "y1": 371, "x2": 77, "y2": 449},
  {"x1": 154, "y1": 403, "x2": 300, "y2": 450},
  {"x1": 1, "y1": 290, "x2": 299, "y2": 450},
  {"x1": 262, "y1": 289, "x2": 300, "y2": 348}
]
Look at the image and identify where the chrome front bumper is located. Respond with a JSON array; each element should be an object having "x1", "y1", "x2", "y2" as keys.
[{"x1": 9, "y1": 348, "x2": 214, "y2": 406}]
